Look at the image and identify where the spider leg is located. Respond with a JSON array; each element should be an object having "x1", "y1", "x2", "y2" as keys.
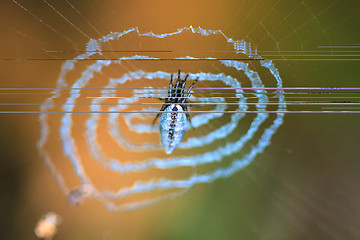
[
  {"x1": 181, "y1": 77, "x2": 198, "y2": 103},
  {"x1": 183, "y1": 78, "x2": 198, "y2": 128},
  {"x1": 182, "y1": 104, "x2": 194, "y2": 129},
  {"x1": 168, "y1": 73, "x2": 173, "y2": 101},
  {"x1": 185, "y1": 112, "x2": 194, "y2": 129},
  {"x1": 183, "y1": 73, "x2": 189, "y2": 82},
  {"x1": 174, "y1": 70, "x2": 183, "y2": 102},
  {"x1": 186, "y1": 77, "x2": 199, "y2": 97},
  {"x1": 152, "y1": 113, "x2": 161, "y2": 126},
  {"x1": 181, "y1": 95, "x2": 188, "y2": 103},
  {"x1": 152, "y1": 104, "x2": 169, "y2": 126},
  {"x1": 180, "y1": 74, "x2": 189, "y2": 98}
]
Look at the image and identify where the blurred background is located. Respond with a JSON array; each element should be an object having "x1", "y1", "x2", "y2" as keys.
[{"x1": 0, "y1": 0, "x2": 360, "y2": 239}]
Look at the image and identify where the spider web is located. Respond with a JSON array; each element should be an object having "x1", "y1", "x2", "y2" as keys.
[
  {"x1": 0, "y1": 0, "x2": 360, "y2": 239},
  {"x1": 35, "y1": 26, "x2": 285, "y2": 212}
]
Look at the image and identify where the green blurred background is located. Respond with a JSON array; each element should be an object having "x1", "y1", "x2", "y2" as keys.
[{"x1": 0, "y1": 0, "x2": 360, "y2": 239}]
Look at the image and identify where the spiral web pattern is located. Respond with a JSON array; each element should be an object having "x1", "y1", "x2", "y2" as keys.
[{"x1": 38, "y1": 26, "x2": 286, "y2": 212}]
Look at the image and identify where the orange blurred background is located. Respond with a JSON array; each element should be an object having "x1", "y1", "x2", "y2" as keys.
[{"x1": 1, "y1": 0, "x2": 360, "y2": 239}]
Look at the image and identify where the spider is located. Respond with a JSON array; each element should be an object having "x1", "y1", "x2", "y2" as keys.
[{"x1": 153, "y1": 70, "x2": 198, "y2": 154}]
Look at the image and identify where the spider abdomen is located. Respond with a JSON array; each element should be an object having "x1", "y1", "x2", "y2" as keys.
[{"x1": 159, "y1": 104, "x2": 189, "y2": 154}]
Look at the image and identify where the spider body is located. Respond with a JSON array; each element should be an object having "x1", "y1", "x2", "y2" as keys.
[{"x1": 153, "y1": 70, "x2": 198, "y2": 154}]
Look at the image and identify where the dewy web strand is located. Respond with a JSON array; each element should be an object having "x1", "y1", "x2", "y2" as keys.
[{"x1": 38, "y1": 26, "x2": 286, "y2": 212}]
